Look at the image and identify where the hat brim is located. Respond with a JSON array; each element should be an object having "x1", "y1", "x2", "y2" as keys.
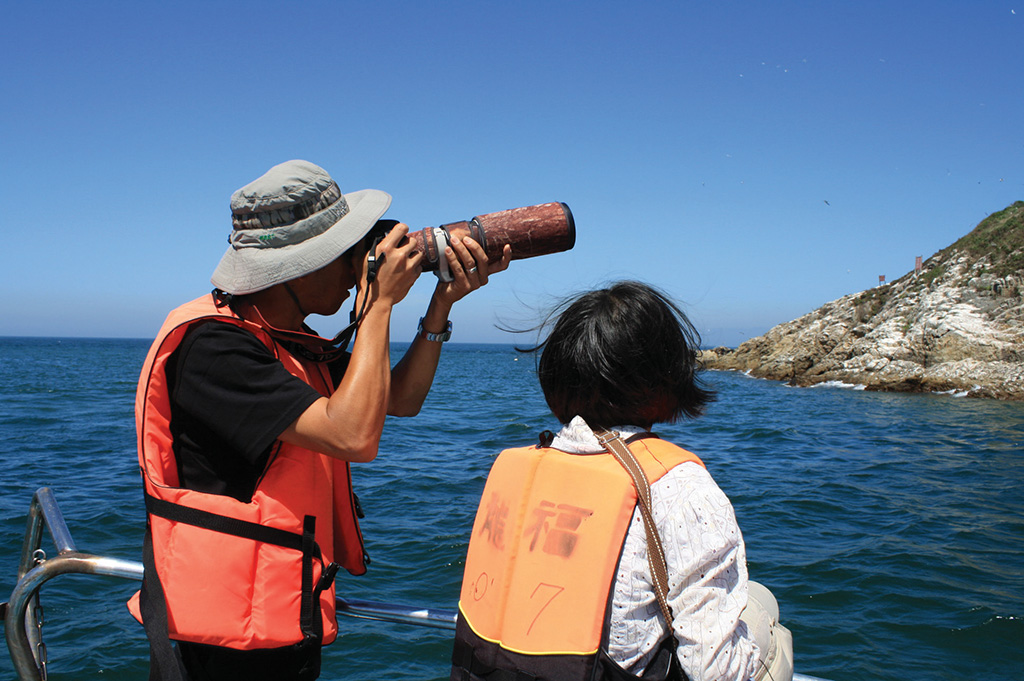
[{"x1": 211, "y1": 188, "x2": 392, "y2": 295}]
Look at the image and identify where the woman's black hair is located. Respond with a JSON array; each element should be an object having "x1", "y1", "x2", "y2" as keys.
[{"x1": 522, "y1": 281, "x2": 715, "y2": 429}]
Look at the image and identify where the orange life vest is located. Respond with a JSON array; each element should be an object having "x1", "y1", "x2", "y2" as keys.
[
  {"x1": 452, "y1": 437, "x2": 704, "y2": 681},
  {"x1": 127, "y1": 294, "x2": 367, "y2": 651}
]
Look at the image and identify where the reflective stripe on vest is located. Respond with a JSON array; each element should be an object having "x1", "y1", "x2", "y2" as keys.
[
  {"x1": 456, "y1": 438, "x2": 704, "y2": 671},
  {"x1": 127, "y1": 294, "x2": 367, "y2": 650}
]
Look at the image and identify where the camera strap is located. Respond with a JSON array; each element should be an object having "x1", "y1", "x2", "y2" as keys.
[
  {"x1": 331, "y1": 231, "x2": 386, "y2": 351},
  {"x1": 432, "y1": 228, "x2": 454, "y2": 282}
]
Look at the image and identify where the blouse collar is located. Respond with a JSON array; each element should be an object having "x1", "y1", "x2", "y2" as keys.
[{"x1": 550, "y1": 415, "x2": 648, "y2": 454}]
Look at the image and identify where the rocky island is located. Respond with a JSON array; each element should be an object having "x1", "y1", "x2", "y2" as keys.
[{"x1": 702, "y1": 201, "x2": 1024, "y2": 400}]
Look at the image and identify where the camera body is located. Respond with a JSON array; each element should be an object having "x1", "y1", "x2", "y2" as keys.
[{"x1": 367, "y1": 202, "x2": 576, "y2": 282}]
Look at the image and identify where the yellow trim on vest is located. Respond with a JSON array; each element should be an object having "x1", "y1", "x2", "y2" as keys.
[{"x1": 457, "y1": 603, "x2": 599, "y2": 657}]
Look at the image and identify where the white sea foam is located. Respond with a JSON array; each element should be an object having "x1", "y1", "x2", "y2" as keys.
[
  {"x1": 811, "y1": 380, "x2": 867, "y2": 391},
  {"x1": 935, "y1": 388, "x2": 971, "y2": 397}
]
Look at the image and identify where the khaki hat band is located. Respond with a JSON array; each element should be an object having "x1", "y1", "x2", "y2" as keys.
[
  {"x1": 231, "y1": 181, "x2": 344, "y2": 231},
  {"x1": 229, "y1": 199, "x2": 350, "y2": 250}
]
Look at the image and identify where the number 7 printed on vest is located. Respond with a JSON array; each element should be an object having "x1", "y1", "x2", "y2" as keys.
[{"x1": 526, "y1": 582, "x2": 565, "y2": 636}]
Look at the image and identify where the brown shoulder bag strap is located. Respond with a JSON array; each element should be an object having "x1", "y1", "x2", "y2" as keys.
[{"x1": 591, "y1": 424, "x2": 675, "y2": 629}]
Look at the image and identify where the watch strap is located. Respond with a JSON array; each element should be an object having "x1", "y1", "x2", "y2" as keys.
[{"x1": 418, "y1": 317, "x2": 452, "y2": 342}]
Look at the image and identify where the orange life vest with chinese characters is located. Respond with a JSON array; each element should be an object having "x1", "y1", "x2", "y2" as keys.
[
  {"x1": 127, "y1": 294, "x2": 367, "y2": 651},
  {"x1": 452, "y1": 437, "x2": 704, "y2": 681}
]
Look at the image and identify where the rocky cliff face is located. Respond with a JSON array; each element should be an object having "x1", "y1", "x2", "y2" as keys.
[{"x1": 702, "y1": 201, "x2": 1024, "y2": 400}]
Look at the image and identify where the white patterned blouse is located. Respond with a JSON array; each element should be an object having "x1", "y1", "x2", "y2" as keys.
[{"x1": 550, "y1": 417, "x2": 759, "y2": 681}]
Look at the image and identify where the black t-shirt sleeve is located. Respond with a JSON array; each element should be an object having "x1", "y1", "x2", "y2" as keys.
[{"x1": 170, "y1": 322, "x2": 323, "y2": 465}]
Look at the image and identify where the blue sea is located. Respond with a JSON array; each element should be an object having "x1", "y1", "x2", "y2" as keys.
[{"x1": 1, "y1": 337, "x2": 1023, "y2": 680}]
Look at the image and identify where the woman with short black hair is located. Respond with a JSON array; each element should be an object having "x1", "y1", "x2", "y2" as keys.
[
  {"x1": 534, "y1": 280, "x2": 715, "y2": 429},
  {"x1": 451, "y1": 281, "x2": 792, "y2": 681}
]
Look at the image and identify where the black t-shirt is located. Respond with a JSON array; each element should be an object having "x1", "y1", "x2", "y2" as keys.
[
  {"x1": 164, "y1": 320, "x2": 349, "y2": 679},
  {"x1": 165, "y1": 320, "x2": 348, "y2": 501}
]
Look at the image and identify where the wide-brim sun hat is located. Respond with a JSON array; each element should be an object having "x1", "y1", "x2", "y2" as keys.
[{"x1": 211, "y1": 159, "x2": 391, "y2": 295}]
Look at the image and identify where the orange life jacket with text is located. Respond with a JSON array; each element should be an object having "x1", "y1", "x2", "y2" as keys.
[
  {"x1": 126, "y1": 293, "x2": 367, "y2": 651},
  {"x1": 451, "y1": 436, "x2": 704, "y2": 681}
]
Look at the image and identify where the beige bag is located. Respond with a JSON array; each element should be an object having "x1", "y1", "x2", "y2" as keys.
[{"x1": 743, "y1": 581, "x2": 795, "y2": 681}]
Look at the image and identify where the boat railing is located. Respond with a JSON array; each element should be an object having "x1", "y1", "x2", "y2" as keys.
[{"x1": 3, "y1": 487, "x2": 829, "y2": 681}]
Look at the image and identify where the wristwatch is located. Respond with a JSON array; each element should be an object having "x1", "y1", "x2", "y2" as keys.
[{"x1": 418, "y1": 317, "x2": 452, "y2": 342}]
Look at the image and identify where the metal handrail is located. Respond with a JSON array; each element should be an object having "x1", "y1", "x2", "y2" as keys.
[
  {"x1": 4, "y1": 488, "x2": 830, "y2": 681},
  {"x1": 6, "y1": 489, "x2": 146, "y2": 680},
  {"x1": 336, "y1": 597, "x2": 456, "y2": 629},
  {"x1": 3, "y1": 488, "x2": 463, "y2": 681}
]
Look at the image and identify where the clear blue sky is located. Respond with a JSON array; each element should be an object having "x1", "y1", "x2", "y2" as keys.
[{"x1": 2, "y1": 1, "x2": 1022, "y2": 346}]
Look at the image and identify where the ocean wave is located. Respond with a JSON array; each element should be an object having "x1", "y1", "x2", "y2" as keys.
[
  {"x1": 935, "y1": 388, "x2": 972, "y2": 397},
  {"x1": 810, "y1": 380, "x2": 867, "y2": 391}
]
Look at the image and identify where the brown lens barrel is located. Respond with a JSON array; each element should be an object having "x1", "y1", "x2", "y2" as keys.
[{"x1": 407, "y1": 202, "x2": 575, "y2": 272}]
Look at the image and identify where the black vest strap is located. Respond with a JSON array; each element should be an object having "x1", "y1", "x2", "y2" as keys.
[
  {"x1": 142, "y1": 492, "x2": 339, "y2": 671},
  {"x1": 145, "y1": 493, "x2": 308, "y2": 552},
  {"x1": 140, "y1": 524, "x2": 189, "y2": 681}
]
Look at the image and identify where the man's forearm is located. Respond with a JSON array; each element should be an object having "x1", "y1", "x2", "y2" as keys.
[{"x1": 389, "y1": 295, "x2": 452, "y2": 416}]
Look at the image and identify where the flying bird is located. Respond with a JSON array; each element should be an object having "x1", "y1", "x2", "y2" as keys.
[{"x1": 823, "y1": 200, "x2": 831, "y2": 206}]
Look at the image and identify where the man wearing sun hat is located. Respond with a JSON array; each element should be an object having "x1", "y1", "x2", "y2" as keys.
[{"x1": 130, "y1": 160, "x2": 511, "y2": 681}]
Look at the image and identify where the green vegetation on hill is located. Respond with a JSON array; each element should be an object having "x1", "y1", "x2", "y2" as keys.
[
  {"x1": 944, "y1": 200, "x2": 1024, "y2": 278},
  {"x1": 853, "y1": 284, "x2": 890, "y2": 322},
  {"x1": 863, "y1": 201, "x2": 1023, "y2": 309}
]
